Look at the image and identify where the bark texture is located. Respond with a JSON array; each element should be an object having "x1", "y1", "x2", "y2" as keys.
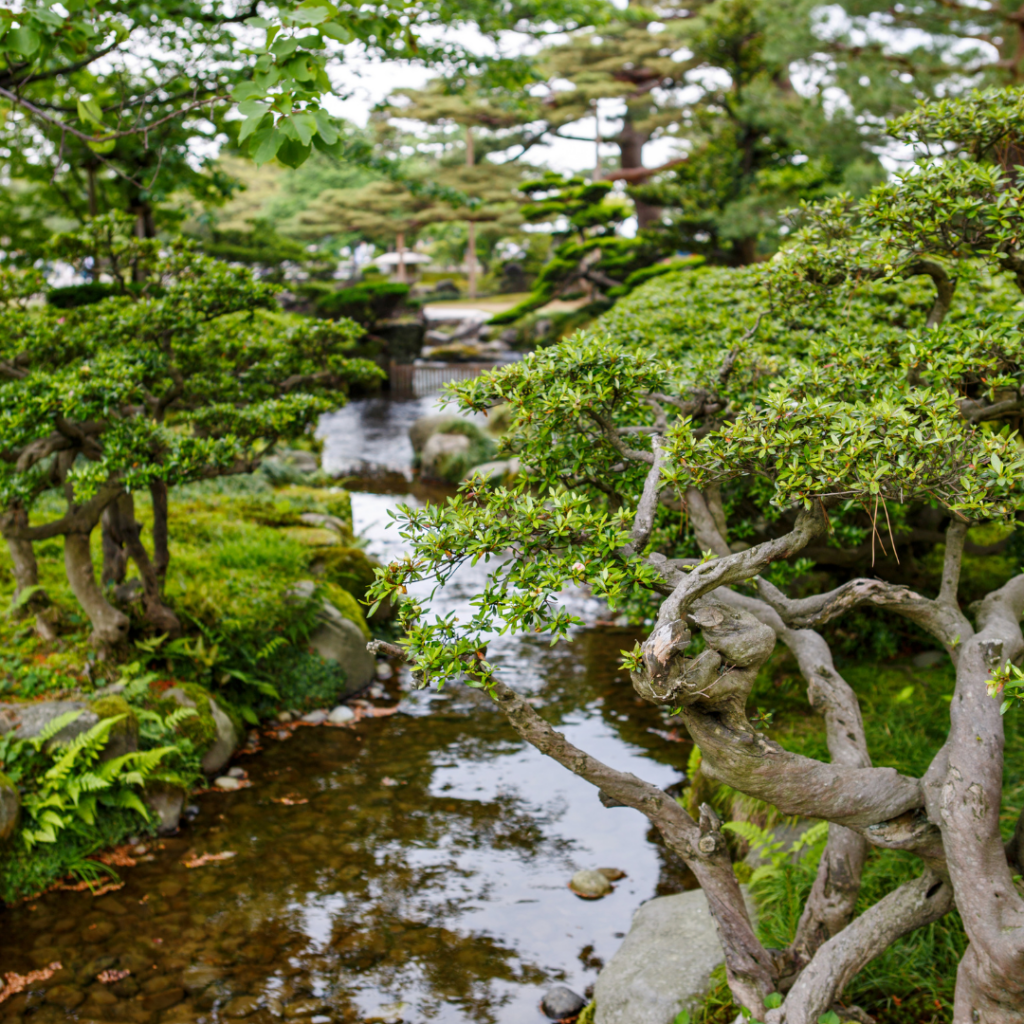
[{"x1": 64, "y1": 530, "x2": 129, "y2": 645}]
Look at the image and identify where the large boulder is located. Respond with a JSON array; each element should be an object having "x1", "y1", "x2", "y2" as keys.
[
  {"x1": 593, "y1": 888, "x2": 755, "y2": 1024},
  {"x1": 0, "y1": 700, "x2": 98, "y2": 744},
  {"x1": 421, "y1": 432, "x2": 472, "y2": 482},
  {"x1": 288, "y1": 581, "x2": 376, "y2": 694},
  {"x1": 163, "y1": 686, "x2": 241, "y2": 776},
  {"x1": 409, "y1": 414, "x2": 463, "y2": 455},
  {"x1": 0, "y1": 771, "x2": 20, "y2": 842}
]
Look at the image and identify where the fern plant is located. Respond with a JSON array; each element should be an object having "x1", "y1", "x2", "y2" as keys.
[{"x1": 19, "y1": 711, "x2": 177, "y2": 849}]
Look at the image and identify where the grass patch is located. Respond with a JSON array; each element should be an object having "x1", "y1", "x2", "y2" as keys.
[{"x1": 0, "y1": 475, "x2": 385, "y2": 903}]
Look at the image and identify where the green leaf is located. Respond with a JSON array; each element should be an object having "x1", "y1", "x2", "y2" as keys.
[
  {"x1": 76, "y1": 97, "x2": 105, "y2": 128},
  {"x1": 276, "y1": 137, "x2": 312, "y2": 168},
  {"x1": 238, "y1": 109, "x2": 271, "y2": 143},
  {"x1": 764, "y1": 994, "x2": 782, "y2": 1009},
  {"x1": 288, "y1": 110, "x2": 317, "y2": 146},
  {"x1": 250, "y1": 126, "x2": 284, "y2": 165},
  {"x1": 6, "y1": 26, "x2": 41, "y2": 56},
  {"x1": 818, "y1": 1013, "x2": 841, "y2": 1024},
  {"x1": 312, "y1": 108, "x2": 338, "y2": 144},
  {"x1": 288, "y1": 6, "x2": 331, "y2": 25}
]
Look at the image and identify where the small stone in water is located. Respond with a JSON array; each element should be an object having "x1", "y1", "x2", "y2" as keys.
[
  {"x1": 214, "y1": 777, "x2": 242, "y2": 791},
  {"x1": 277, "y1": 711, "x2": 292, "y2": 723},
  {"x1": 541, "y1": 986, "x2": 586, "y2": 1020},
  {"x1": 328, "y1": 705, "x2": 355, "y2": 724},
  {"x1": 367, "y1": 684, "x2": 385, "y2": 699},
  {"x1": 569, "y1": 869, "x2": 613, "y2": 898},
  {"x1": 375, "y1": 662, "x2": 394, "y2": 680},
  {"x1": 598, "y1": 867, "x2": 626, "y2": 881},
  {"x1": 302, "y1": 709, "x2": 329, "y2": 725},
  {"x1": 227, "y1": 767, "x2": 246, "y2": 779},
  {"x1": 375, "y1": 1002, "x2": 406, "y2": 1024}
]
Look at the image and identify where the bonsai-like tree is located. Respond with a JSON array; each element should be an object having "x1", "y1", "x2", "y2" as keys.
[
  {"x1": 371, "y1": 87, "x2": 1024, "y2": 1020},
  {"x1": 0, "y1": 215, "x2": 380, "y2": 645}
]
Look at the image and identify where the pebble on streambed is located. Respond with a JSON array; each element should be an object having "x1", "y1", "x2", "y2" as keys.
[
  {"x1": 569, "y1": 868, "x2": 622, "y2": 898},
  {"x1": 541, "y1": 986, "x2": 587, "y2": 1020}
]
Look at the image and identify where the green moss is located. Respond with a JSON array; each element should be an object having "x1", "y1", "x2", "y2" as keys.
[
  {"x1": 323, "y1": 583, "x2": 371, "y2": 640},
  {"x1": 313, "y1": 546, "x2": 381, "y2": 602},
  {"x1": 90, "y1": 694, "x2": 138, "y2": 739}
]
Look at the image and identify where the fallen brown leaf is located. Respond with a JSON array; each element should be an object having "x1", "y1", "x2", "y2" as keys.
[
  {"x1": 0, "y1": 963, "x2": 62, "y2": 1004},
  {"x1": 183, "y1": 851, "x2": 237, "y2": 868}
]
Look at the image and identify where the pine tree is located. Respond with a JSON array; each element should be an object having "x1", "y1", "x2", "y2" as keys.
[{"x1": 377, "y1": 82, "x2": 537, "y2": 295}]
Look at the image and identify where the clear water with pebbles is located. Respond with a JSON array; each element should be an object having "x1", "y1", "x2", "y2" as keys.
[{"x1": 0, "y1": 398, "x2": 696, "y2": 1024}]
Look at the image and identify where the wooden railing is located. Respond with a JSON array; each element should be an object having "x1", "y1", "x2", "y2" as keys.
[{"x1": 389, "y1": 361, "x2": 500, "y2": 398}]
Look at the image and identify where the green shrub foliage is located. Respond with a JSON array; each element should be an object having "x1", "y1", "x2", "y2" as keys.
[
  {"x1": 370, "y1": 87, "x2": 1024, "y2": 1019},
  {"x1": 0, "y1": 213, "x2": 382, "y2": 644}
]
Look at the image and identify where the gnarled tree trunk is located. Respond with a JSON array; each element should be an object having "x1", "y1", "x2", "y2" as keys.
[
  {"x1": 0, "y1": 507, "x2": 57, "y2": 641},
  {"x1": 102, "y1": 492, "x2": 181, "y2": 636},
  {"x1": 64, "y1": 529, "x2": 129, "y2": 646}
]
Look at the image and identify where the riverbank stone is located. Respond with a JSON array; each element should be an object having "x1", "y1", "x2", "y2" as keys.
[
  {"x1": 569, "y1": 869, "x2": 613, "y2": 898},
  {"x1": 0, "y1": 770, "x2": 20, "y2": 841},
  {"x1": 542, "y1": 986, "x2": 586, "y2": 1020},
  {"x1": 288, "y1": 580, "x2": 376, "y2": 692},
  {"x1": 144, "y1": 782, "x2": 186, "y2": 834},
  {"x1": 0, "y1": 700, "x2": 98, "y2": 744},
  {"x1": 163, "y1": 686, "x2": 241, "y2": 776},
  {"x1": 593, "y1": 888, "x2": 755, "y2": 1024},
  {"x1": 328, "y1": 705, "x2": 354, "y2": 724},
  {"x1": 421, "y1": 432, "x2": 471, "y2": 480}
]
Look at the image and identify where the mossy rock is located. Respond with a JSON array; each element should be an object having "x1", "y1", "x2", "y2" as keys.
[
  {"x1": 311, "y1": 546, "x2": 380, "y2": 602},
  {"x1": 160, "y1": 683, "x2": 241, "y2": 776},
  {"x1": 323, "y1": 583, "x2": 371, "y2": 640},
  {"x1": 90, "y1": 694, "x2": 139, "y2": 758},
  {"x1": 156, "y1": 682, "x2": 218, "y2": 752}
]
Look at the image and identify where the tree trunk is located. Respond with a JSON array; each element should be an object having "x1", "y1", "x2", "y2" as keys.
[
  {"x1": 64, "y1": 530, "x2": 130, "y2": 646},
  {"x1": 922, "y1": 576, "x2": 1024, "y2": 1022},
  {"x1": 101, "y1": 503, "x2": 130, "y2": 587},
  {"x1": 616, "y1": 114, "x2": 659, "y2": 229},
  {"x1": 733, "y1": 235, "x2": 758, "y2": 266},
  {"x1": 150, "y1": 479, "x2": 170, "y2": 582},
  {"x1": 466, "y1": 126, "x2": 478, "y2": 299},
  {"x1": 104, "y1": 493, "x2": 181, "y2": 636},
  {"x1": 395, "y1": 232, "x2": 407, "y2": 284},
  {"x1": 1, "y1": 508, "x2": 57, "y2": 641}
]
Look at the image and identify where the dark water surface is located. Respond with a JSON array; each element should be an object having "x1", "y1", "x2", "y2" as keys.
[{"x1": 0, "y1": 398, "x2": 695, "y2": 1024}]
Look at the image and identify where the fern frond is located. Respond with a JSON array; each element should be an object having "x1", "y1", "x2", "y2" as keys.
[
  {"x1": 164, "y1": 707, "x2": 198, "y2": 730},
  {"x1": 34, "y1": 709, "x2": 84, "y2": 746},
  {"x1": 722, "y1": 819, "x2": 777, "y2": 850}
]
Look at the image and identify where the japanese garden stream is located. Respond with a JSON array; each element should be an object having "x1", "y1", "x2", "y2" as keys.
[{"x1": 0, "y1": 396, "x2": 696, "y2": 1024}]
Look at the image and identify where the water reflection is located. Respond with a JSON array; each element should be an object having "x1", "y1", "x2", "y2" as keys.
[{"x1": 0, "y1": 399, "x2": 696, "y2": 1024}]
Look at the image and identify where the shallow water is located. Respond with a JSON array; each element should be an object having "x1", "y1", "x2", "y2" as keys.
[{"x1": 0, "y1": 398, "x2": 696, "y2": 1024}]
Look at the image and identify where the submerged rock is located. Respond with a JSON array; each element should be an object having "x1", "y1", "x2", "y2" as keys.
[
  {"x1": 569, "y1": 869, "x2": 613, "y2": 898},
  {"x1": 328, "y1": 705, "x2": 355, "y2": 724},
  {"x1": 542, "y1": 986, "x2": 586, "y2": 1020},
  {"x1": 593, "y1": 888, "x2": 755, "y2": 1024},
  {"x1": 301, "y1": 709, "x2": 329, "y2": 725},
  {"x1": 214, "y1": 777, "x2": 242, "y2": 791}
]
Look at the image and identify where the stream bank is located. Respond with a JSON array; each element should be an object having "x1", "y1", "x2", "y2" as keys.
[{"x1": 0, "y1": 395, "x2": 699, "y2": 1024}]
